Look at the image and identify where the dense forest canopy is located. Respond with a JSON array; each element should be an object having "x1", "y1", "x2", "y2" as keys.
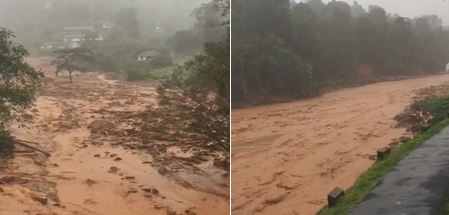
[{"x1": 232, "y1": 0, "x2": 449, "y2": 106}]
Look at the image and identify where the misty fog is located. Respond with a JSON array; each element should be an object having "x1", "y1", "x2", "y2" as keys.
[
  {"x1": 0, "y1": 0, "x2": 210, "y2": 47},
  {"x1": 298, "y1": 0, "x2": 449, "y2": 25}
]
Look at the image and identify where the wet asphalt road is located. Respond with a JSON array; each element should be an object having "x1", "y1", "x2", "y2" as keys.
[{"x1": 351, "y1": 126, "x2": 449, "y2": 215}]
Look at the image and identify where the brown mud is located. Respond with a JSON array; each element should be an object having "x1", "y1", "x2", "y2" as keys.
[{"x1": 0, "y1": 57, "x2": 229, "y2": 215}]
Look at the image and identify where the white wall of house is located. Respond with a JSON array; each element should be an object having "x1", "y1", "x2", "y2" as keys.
[
  {"x1": 137, "y1": 56, "x2": 154, "y2": 61},
  {"x1": 137, "y1": 56, "x2": 147, "y2": 61}
]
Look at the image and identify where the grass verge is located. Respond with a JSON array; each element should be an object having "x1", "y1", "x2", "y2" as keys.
[
  {"x1": 150, "y1": 66, "x2": 174, "y2": 79},
  {"x1": 317, "y1": 118, "x2": 449, "y2": 215}
]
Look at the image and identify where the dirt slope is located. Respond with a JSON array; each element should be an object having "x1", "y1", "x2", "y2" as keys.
[
  {"x1": 0, "y1": 57, "x2": 229, "y2": 215},
  {"x1": 231, "y1": 73, "x2": 449, "y2": 215}
]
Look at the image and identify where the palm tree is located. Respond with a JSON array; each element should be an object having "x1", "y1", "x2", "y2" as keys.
[{"x1": 52, "y1": 48, "x2": 96, "y2": 82}]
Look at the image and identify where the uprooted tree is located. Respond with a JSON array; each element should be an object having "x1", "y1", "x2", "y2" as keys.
[
  {"x1": 0, "y1": 28, "x2": 44, "y2": 157},
  {"x1": 52, "y1": 48, "x2": 96, "y2": 83}
]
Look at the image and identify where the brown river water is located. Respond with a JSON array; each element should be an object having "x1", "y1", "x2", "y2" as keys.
[
  {"x1": 232, "y1": 73, "x2": 449, "y2": 215},
  {"x1": 0, "y1": 57, "x2": 229, "y2": 215}
]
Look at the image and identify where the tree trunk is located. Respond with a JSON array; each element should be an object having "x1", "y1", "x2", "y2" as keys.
[{"x1": 69, "y1": 70, "x2": 73, "y2": 83}]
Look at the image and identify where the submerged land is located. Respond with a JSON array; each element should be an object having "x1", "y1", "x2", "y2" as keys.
[{"x1": 0, "y1": 57, "x2": 229, "y2": 215}]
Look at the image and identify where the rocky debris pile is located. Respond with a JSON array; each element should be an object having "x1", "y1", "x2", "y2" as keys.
[
  {"x1": 412, "y1": 84, "x2": 449, "y2": 102},
  {"x1": 394, "y1": 111, "x2": 433, "y2": 133}
]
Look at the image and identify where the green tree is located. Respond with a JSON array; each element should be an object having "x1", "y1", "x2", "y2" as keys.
[
  {"x1": 232, "y1": 0, "x2": 449, "y2": 106},
  {"x1": 0, "y1": 28, "x2": 43, "y2": 156},
  {"x1": 146, "y1": 0, "x2": 230, "y2": 152},
  {"x1": 52, "y1": 48, "x2": 96, "y2": 82},
  {"x1": 193, "y1": 0, "x2": 228, "y2": 43}
]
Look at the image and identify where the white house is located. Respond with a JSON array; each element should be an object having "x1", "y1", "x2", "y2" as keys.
[
  {"x1": 137, "y1": 50, "x2": 159, "y2": 61},
  {"x1": 40, "y1": 42, "x2": 54, "y2": 50}
]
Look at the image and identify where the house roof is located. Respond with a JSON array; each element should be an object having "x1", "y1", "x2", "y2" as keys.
[{"x1": 138, "y1": 50, "x2": 159, "y2": 57}]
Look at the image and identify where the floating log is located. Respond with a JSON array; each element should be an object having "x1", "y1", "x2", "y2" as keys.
[{"x1": 13, "y1": 139, "x2": 51, "y2": 157}]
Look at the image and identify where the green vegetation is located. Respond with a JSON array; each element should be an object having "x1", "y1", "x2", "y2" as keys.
[
  {"x1": 80, "y1": 9, "x2": 174, "y2": 81},
  {"x1": 77, "y1": 0, "x2": 226, "y2": 82},
  {"x1": 232, "y1": 0, "x2": 449, "y2": 106},
  {"x1": 413, "y1": 95, "x2": 449, "y2": 124},
  {"x1": 318, "y1": 119, "x2": 449, "y2": 215},
  {"x1": 126, "y1": 65, "x2": 174, "y2": 81},
  {"x1": 52, "y1": 48, "x2": 96, "y2": 82},
  {"x1": 0, "y1": 28, "x2": 44, "y2": 158},
  {"x1": 0, "y1": 0, "x2": 220, "y2": 82},
  {"x1": 150, "y1": 66, "x2": 175, "y2": 79},
  {"x1": 147, "y1": 0, "x2": 229, "y2": 152}
]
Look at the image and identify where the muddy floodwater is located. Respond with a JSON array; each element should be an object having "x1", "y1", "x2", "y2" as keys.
[
  {"x1": 0, "y1": 57, "x2": 229, "y2": 215},
  {"x1": 231, "y1": 73, "x2": 449, "y2": 215}
]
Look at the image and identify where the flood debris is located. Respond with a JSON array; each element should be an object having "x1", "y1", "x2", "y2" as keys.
[
  {"x1": 0, "y1": 57, "x2": 229, "y2": 215},
  {"x1": 31, "y1": 193, "x2": 48, "y2": 205},
  {"x1": 395, "y1": 82, "x2": 449, "y2": 133},
  {"x1": 87, "y1": 120, "x2": 115, "y2": 134},
  {"x1": 84, "y1": 179, "x2": 97, "y2": 187},
  {"x1": 108, "y1": 166, "x2": 119, "y2": 174},
  {"x1": 13, "y1": 139, "x2": 51, "y2": 157}
]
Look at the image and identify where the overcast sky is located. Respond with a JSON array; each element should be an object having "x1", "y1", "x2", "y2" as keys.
[{"x1": 300, "y1": 0, "x2": 449, "y2": 25}]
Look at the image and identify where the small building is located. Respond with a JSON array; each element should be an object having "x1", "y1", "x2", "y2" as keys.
[
  {"x1": 64, "y1": 33, "x2": 86, "y2": 42},
  {"x1": 137, "y1": 50, "x2": 159, "y2": 61}
]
